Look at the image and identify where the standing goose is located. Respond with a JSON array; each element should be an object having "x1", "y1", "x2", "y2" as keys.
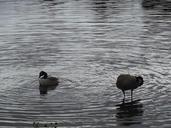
[
  {"x1": 116, "y1": 74, "x2": 143, "y2": 101},
  {"x1": 39, "y1": 71, "x2": 59, "y2": 94}
]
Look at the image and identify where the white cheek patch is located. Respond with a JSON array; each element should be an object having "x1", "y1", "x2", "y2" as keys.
[{"x1": 40, "y1": 75, "x2": 44, "y2": 79}]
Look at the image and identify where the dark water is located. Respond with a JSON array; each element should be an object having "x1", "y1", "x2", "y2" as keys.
[{"x1": 0, "y1": 0, "x2": 171, "y2": 127}]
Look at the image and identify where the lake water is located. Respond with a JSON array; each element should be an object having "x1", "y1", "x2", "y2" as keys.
[{"x1": 0, "y1": 0, "x2": 171, "y2": 127}]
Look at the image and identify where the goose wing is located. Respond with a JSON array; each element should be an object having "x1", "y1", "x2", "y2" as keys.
[{"x1": 48, "y1": 76, "x2": 58, "y2": 81}]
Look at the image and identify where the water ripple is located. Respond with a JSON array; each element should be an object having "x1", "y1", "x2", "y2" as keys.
[{"x1": 0, "y1": 0, "x2": 171, "y2": 128}]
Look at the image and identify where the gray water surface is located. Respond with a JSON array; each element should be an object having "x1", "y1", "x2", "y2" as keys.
[{"x1": 0, "y1": 0, "x2": 171, "y2": 128}]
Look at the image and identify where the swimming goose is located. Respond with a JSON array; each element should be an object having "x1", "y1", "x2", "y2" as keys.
[
  {"x1": 116, "y1": 74, "x2": 143, "y2": 101},
  {"x1": 39, "y1": 71, "x2": 59, "y2": 94}
]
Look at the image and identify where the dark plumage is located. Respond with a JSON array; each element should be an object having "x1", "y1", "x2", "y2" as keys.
[
  {"x1": 39, "y1": 71, "x2": 59, "y2": 94},
  {"x1": 116, "y1": 74, "x2": 143, "y2": 101}
]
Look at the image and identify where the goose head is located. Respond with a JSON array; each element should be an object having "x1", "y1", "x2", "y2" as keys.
[
  {"x1": 136, "y1": 76, "x2": 143, "y2": 86},
  {"x1": 39, "y1": 71, "x2": 48, "y2": 79}
]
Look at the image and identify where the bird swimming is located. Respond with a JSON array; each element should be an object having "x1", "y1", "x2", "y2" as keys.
[
  {"x1": 116, "y1": 74, "x2": 143, "y2": 101},
  {"x1": 39, "y1": 71, "x2": 59, "y2": 94}
]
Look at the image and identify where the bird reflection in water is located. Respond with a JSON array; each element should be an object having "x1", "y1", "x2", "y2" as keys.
[
  {"x1": 39, "y1": 85, "x2": 57, "y2": 95},
  {"x1": 115, "y1": 99, "x2": 144, "y2": 126}
]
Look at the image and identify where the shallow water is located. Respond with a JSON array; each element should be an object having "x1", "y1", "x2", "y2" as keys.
[{"x1": 0, "y1": 0, "x2": 171, "y2": 127}]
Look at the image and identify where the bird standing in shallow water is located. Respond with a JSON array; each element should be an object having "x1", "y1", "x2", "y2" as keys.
[
  {"x1": 116, "y1": 74, "x2": 143, "y2": 101},
  {"x1": 39, "y1": 71, "x2": 59, "y2": 94}
]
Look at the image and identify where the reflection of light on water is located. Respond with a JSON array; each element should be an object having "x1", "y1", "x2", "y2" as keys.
[
  {"x1": 115, "y1": 99, "x2": 144, "y2": 126},
  {"x1": 39, "y1": 85, "x2": 57, "y2": 95}
]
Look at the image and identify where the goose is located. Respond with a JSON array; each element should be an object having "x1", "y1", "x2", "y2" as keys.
[
  {"x1": 116, "y1": 74, "x2": 143, "y2": 101},
  {"x1": 39, "y1": 71, "x2": 59, "y2": 94}
]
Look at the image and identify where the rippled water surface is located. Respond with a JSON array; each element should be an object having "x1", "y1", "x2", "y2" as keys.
[{"x1": 0, "y1": 0, "x2": 171, "y2": 127}]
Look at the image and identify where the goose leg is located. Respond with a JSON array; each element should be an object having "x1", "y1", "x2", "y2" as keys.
[{"x1": 122, "y1": 90, "x2": 125, "y2": 100}]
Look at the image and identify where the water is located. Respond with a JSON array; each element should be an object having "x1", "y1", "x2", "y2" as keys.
[{"x1": 0, "y1": 0, "x2": 171, "y2": 127}]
